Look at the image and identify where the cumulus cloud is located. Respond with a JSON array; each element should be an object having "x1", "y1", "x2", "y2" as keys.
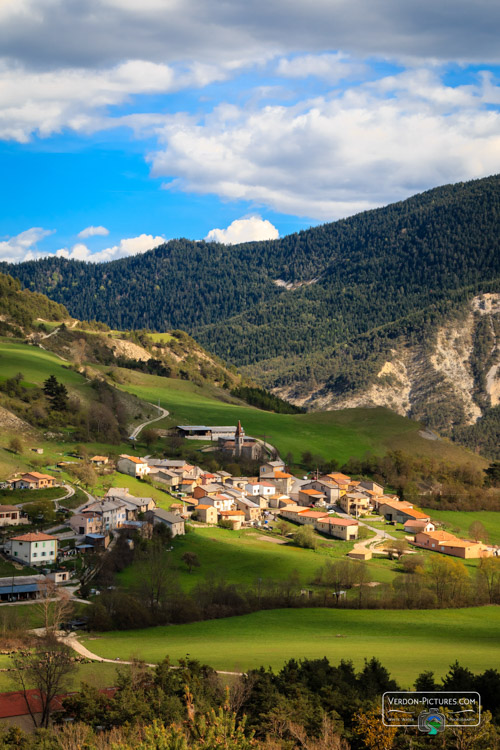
[
  {"x1": 0, "y1": 227, "x2": 54, "y2": 262},
  {"x1": 56, "y1": 234, "x2": 165, "y2": 263},
  {"x1": 205, "y1": 216, "x2": 279, "y2": 244},
  {"x1": 77, "y1": 225, "x2": 109, "y2": 238},
  {"x1": 150, "y1": 69, "x2": 500, "y2": 219}
]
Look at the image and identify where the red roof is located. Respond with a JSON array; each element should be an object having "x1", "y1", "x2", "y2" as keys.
[
  {"x1": 11, "y1": 531, "x2": 57, "y2": 542},
  {"x1": 298, "y1": 510, "x2": 329, "y2": 518}
]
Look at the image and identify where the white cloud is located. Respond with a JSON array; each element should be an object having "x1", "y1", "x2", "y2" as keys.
[
  {"x1": 0, "y1": 59, "x2": 234, "y2": 142},
  {"x1": 0, "y1": 227, "x2": 54, "y2": 262},
  {"x1": 205, "y1": 216, "x2": 279, "y2": 244},
  {"x1": 77, "y1": 225, "x2": 109, "y2": 238},
  {"x1": 56, "y1": 234, "x2": 165, "y2": 263},
  {"x1": 276, "y1": 53, "x2": 364, "y2": 82},
  {"x1": 149, "y1": 69, "x2": 500, "y2": 220}
]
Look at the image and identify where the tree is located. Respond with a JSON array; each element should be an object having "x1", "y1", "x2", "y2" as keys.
[
  {"x1": 315, "y1": 559, "x2": 356, "y2": 603},
  {"x1": 8, "y1": 436, "x2": 23, "y2": 454},
  {"x1": 276, "y1": 520, "x2": 289, "y2": 537},
  {"x1": 181, "y1": 551, "x2": 200, "y2": 574},
  {"x1": 36, "y1": 579, "x2": 73, "y2": 635},
  {"x1": 387, "y1": 539, "x2": 409, "y2": 560},
  {"x1": 353, "y1": 707, "x2": 397, "y2": 750},
  {"x1": 426, "y1": 555, "x2": 470, "y2": 607},
  {"x1": 469, "y1": 520, "x2": 488, "y2": 543},
  {"x1": 143, "y1": 428, "x2": 159, "y2": 449},
  {"x1": 43, "y1": 375, "x2": 68, "y2": 411},
  {"x1": 293, "y1": 525, "x2": 318, "y2": 550},
  {"x1": 70, "y1": 462, "x2": 97, "y2": 489},
  {"x1": 400, "y1": 553, "x2": 425, "y2": 574},
  {"x1": 9, "y1": 636, "x2": 76, "y2": 728},
  {"x1": 477, "y1": 557, "x2": 500, "y2": 603},
  {"x1": 414, "y1": 670, "x2": 437, "y2": 690}
]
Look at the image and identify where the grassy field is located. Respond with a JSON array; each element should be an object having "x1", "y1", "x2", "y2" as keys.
[
  {"x1": 424, "y1": 509, "x2": 500, "y2": 545},
  {"x1": 0, "y1": 341, "x2": 91, "y2": 396},
  {"x1": 80, "y1": 606, "x2": 500, "y2": 687},
  {"x1": 114, "y1": 369, "x2": 487, "y2": 467},
  {"x1": 118, "y1": 525, "x2": 399, "y2": 592},
  {"x1": 0, "y1": 655, "x2": 120, "y2": 691}
]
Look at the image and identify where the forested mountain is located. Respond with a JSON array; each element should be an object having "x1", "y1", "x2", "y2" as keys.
[
  {"x1": 0, "y1": 273, "x2": 69, "y2": 334},
  {"x1": 3, "y1": 175, "x2": 500, "y2": 447}
]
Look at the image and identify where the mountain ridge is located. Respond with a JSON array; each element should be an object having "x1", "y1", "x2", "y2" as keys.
[{"x1": 2, "y1": 174, "x2": 500, "y2": 447}]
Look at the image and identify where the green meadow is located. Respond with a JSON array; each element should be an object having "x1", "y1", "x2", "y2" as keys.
[
  {"x1": 115, "y1": 369, "x2": 486, "y2": 467},
  {"x1": 81, "y1": 606, "x2": 500, "y2": 687},
  {"x1": 424, "y1": 509, "x2": 500, "y2": 545}
]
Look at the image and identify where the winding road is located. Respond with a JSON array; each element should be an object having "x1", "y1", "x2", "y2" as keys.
[{"x1": 128, "y1": 404, "x2": 170, "y2": 440}]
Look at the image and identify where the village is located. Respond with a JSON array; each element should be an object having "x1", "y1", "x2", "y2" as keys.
[{"x1": 0, "y1": 420, "x2": 496, "y2": 604}]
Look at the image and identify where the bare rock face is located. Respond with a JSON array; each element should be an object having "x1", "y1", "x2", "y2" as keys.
[
  {"x1": 0, "y1": 406, "x2": 33, "y2": 434},
  {"x1": 109, "y1": 338, "x2": 152, "y2": 362},
  {"x1": 277, "y1": 294, "x2": 500, "y2": 433}
]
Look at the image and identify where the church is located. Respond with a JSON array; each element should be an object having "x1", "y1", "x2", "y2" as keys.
[{"x1": 220, "y1": 420, "x2": 262, "y2": 461}]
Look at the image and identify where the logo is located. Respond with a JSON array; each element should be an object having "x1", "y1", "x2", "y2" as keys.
[{"x1": 418, "y1": 711, "x2": 446, "y2": 735}]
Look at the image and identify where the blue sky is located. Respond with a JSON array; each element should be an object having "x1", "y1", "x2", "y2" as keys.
[{"x1": 1, "y1": 0, "x2": 500, "y2": 263}]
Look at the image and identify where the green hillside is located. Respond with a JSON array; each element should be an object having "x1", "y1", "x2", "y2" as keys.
[
  {"x1": 117, "y1": 367, "x2": 487, "y2": 467},
  {"x1": 80, "y1": 606, "x2": 500, "y2": 686}
]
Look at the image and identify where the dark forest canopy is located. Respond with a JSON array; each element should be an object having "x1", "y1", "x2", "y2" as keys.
[{"x1": 3, "y1": 175, "x2": 499, "y2": 365}]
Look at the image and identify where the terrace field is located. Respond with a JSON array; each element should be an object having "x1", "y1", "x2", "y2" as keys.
[{"x1": 80, "y1": 605, "x2": 500, "y2": 687}]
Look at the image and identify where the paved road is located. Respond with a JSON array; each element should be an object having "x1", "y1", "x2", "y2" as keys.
[{"x1": 128, "y1": 404, "x2": 170, "y2": 440}]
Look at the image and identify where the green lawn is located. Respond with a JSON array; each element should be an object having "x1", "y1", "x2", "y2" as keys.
[
  {"x1": 80, "y1": 606, "x2": 500, "y2": 687},
  {"x1": 114, "y1": 369, "x2": 486, "y2": 467},
  {"x1": 0, "y1": 560, "x2": 37, "y2": 577},
  {"x1": 0, "y1": 487, "x2": 67, "y2": 503},
  {"x1": 423, "y1": 509, "x2": 500, "y2": 545}
]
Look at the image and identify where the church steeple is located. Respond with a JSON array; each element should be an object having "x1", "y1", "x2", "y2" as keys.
[{"x1": 234, "y1": 420, "x2": 244, "y2": 457}]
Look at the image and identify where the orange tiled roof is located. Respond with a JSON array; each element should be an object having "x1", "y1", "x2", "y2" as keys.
[{"x1": 11, "y1": 531, "x2": 56, "y2": 542}]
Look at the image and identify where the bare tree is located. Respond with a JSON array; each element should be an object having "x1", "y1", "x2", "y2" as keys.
[
  {"x1": 10, "y1": 636, "x2": 76, "y2": 728},
  {"x1": 36, "y1": 579, "x2": 74, "y2": 635}
]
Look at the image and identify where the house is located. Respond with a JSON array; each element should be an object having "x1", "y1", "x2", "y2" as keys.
[
  {"x1": 179, "y1": 478, "x2": 198, "y2": 493},
  {"x1": 245, "y1": 481, "x2": 276, "y2": 498},
  {"x1": 298, "y1": 488, "x2": 327, "y2": 506},
  {"x1": 378, "y1": 500, "x2": 430, "y2": 525},
  {"x1": 11, "y1": 472, "x2": 55, "y2": 490},
  {"x1": 279, "y1": 505, "x2": 318, "y2": 523},
  {"x1": 69, "y1": 510, "x2": 103, "y2": 535},
  {"x1": 306, "y1": 478, "x2": 343, "y2": 503},
  {"x1": 268, "y1": 493, "x2": 293, "y2": 509},
  {"x1": 196, "y1": 504, "x2": 218, "y2": 524},
  {"x1": 234, "y1": 496, "x2": 261, "y2": 522},
  {"x1": 338, "y1": 491, "x2": 372, "y2": 516},
  {"x1": 84, "y1": 499, "x2": 127, "y2": 530},
  {"x1": 359, "y1": 480, "x2": 384, "y2": 496},
  {"x1": 403, "y1": 519, "x2": 435, "y2": 534},
  {"x1": 106, "y1": 488, "x2": 156, "y2": 516},
  {"x1": 315, "y1": 516, "x2": 359, "y2": 540},
  {"x1": 9, "y1": 532, "x2": 57, "y2": 566},
  {"x1": 0, "y1": 506, "x2": 26, "y2": 527},
  {"x1": 269, "y1": 471, "x2": 295, "y2": 495},
  {"x1": 323, "y1": 472, "x2": 351, "y2": 491},
  {"x1": 154, "y1": 469, "x2": 182, "y2": 488},
  {"x1": 295, "y1": 509, "x2": 329, "y2": 526},
  {"x1": 46, "y1": 570, "x2": 70, "y2": 584},
  {"x1": 199, "y1": 493, "x2": 234, "y2": 512},
  {"x1": 85, "y1": 533, "x2": 110, "y2": 549},
  {"x1": 414, "y1": 530, "x2": 491, "y2": 559},
  {"x1": 219, "y1": 509, "x2": 245, "y2": 530},
  {"x1": 193, "y1": 483, "x2": 225, "y2": 500},
  {"x1": 146, "y1": 509, "x2": 185, "y2": 536},
  {"x1": 259, "y1": 459, "x2": 286, "y2": 478},
  {"x1": 90, "y1": 455, "x2": 108, "y2": 466},
  {"x1": 116, "y1": 455, "x2": 150, "y2": 478}
]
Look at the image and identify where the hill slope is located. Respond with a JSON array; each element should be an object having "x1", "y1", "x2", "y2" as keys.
[{"x1": 3, "y1": 175, "x2": 500, "y2": 443}]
